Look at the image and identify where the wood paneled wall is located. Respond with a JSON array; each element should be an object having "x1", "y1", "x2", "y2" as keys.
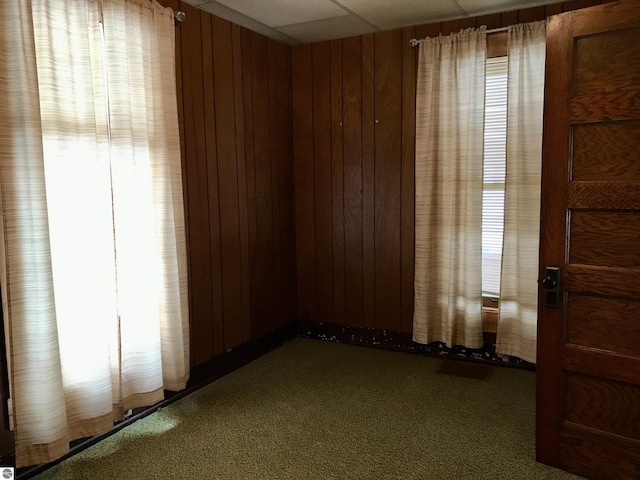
[
  {"x1": 162, "y1": 1, "x2": 296, "y2": 367},
  {"x1": 291, "y1": 0, "x2": 610, "y2": 333},
  {"x1": 156, "y1": 0, "x2": 614, "y2": 367}
]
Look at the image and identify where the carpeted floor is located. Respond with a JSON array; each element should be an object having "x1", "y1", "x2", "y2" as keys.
[{"x1": 33, "y1": 338, "x2": 582, "y2": 479}]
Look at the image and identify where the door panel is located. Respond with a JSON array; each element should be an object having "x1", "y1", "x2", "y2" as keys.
[
  {"x1": 560, "y1": 424, "x2": 640, "y2": 480},
  {"x1": 565, "y1": 373, "x2": 640, "y2": 441},
  {"x1": 574, "y1": 29, "x2": 640, "y2": 96},
  {"x1": 572, "y1": 122, "x2": 640, "y2": 181},
  {"x1": 538, "y1": 1, "x2": 640, "y2": 478},
  {"x1": 569, "y1": 211, "x2": 640, "y2": 267},
  {"x1": 566, "y1": 293, "x2": 640, "y2": 356}
]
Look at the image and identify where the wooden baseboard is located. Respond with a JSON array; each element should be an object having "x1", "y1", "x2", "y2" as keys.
[{"x1": 187, "y1": 322, "x2": 297, "y2": 388}]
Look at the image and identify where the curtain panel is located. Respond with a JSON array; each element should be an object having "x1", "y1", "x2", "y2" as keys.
[
  {"x1": 0, "y1": 0, "x2": 188, "y2": 467},
  {"x1": 413, "y1": 27, "x2": 487, "y2": 349},
  {"x1": 496, "y1": 21, "x2": 546, "y2": 364}
]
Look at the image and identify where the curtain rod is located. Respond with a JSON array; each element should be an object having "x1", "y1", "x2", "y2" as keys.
[
  {"x1": 409, "y1": 25, "x2": 509, "y2": 46},
  {"x1": 174, "y1": 10, "x2": 186, "y2": 22}
]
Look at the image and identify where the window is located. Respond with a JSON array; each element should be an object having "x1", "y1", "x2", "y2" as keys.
[{"x1": 482, "y1": 56, "x2": 508, "y2": 298}]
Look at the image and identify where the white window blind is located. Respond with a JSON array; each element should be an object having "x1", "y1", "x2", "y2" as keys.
[{"x1": 482, "y1": 56, "x2": 508, "y2": 297}]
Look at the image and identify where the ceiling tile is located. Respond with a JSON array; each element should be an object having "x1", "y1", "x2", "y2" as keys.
[
  {"x1": 197, "y1": 2, "x2": 298, "y2": 44},
  {"x1": 186, "y1": 0, "x2": 565, "y2": 47},
  {"x1": 456, "y1": 0, "x2": 559, "y2": 16},
  {"x1": 276, "y1": 15, "x2": 378, "y2": 43},
  {"x1": 336, "y1": 0, "x2": 466, "y2": 30},
  {"x1": 212, "y1": 0, "x2": 349, "y2": 28}
]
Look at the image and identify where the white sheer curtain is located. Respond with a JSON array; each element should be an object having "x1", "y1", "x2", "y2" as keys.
[
  {"x1": 413, "y1": 27, "x2": 486, "y2": 349},
  {"x1": 0, "y1": 0, "x2": 188, "y2": 467},
  {"x1": 496, "y1": 21, "x2": 546, "y2": 364}
]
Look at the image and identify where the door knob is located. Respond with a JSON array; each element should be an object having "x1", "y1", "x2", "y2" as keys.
[
  {"x1": 542, "y1": 276, "x2": 557, "y2": 289},
  {"x1": 543, "y1": 267, "x2": 560, "y2": 308}
]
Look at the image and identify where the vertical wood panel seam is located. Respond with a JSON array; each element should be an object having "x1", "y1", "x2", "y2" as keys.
[
  {"x1": 400, "y1": 32, "x2": 405, "y2": 332},
  {"x1": 329, "y1": 44, "x2": 335, "y2": 321},
  {"x1": 341, "y1": 39, "x2": 347, "y2": 326},
  {"x1": 311, "y1": 50, "x2": 318, "y2": 318},
  {"x1": 198, "y1": 12, "x2": 215, "y2": 349},
  {"x1": 287, "y1": 47, "x2": 296, "y2": 320},
  {"x1": 231, "y1": 27, "x2": 246, "y2": 342},
  {"x1": 210, "y1": 16, "x2": 226, "y2": 348},
  {"x1": 360, "y1": 41, "x2": 365, "y2": 326},
  {"x1": 273, "y1": 44, "x2": 282, "y2": 328},
  {"x1": 371, "y1": 38, "x2": 377, "y2": 328},
  {"x1": 267, "y1": 42, "x2": 276, "y2": 330},
  {"x1": 248, "y1": 35, "x2": 260, "y2": 335},
  {"x1": 244, "y1": 30, "x2": 257, "y2": 339}
]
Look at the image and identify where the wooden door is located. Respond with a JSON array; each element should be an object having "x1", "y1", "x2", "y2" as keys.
[{"x1": 537, "y1": 1, "x2": 640, "y2": 478}]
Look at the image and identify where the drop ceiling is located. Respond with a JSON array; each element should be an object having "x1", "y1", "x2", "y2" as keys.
[{"x1": 180, "y1": 0, "x2": 560, "y2": 44}]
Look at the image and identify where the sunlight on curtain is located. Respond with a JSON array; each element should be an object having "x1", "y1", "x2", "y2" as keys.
[
  {"x1": 496, "y1": 21, "x2": 546, "y2": 364},
  {"x1": 0, "y1": 0, "x2": 71, "y2": 465},
  {"x1": 0, "y1": 0, "x2": 188, "y2": 467},
  {"x1": 35, "y1": 1, "x2": 119, "y2": 436},
  {"x1": 413, "y1": 27, "x2": 486, "y2": 349},
  {"x1": 102, "y1": 0, "x2": 189, "y2": 405}
]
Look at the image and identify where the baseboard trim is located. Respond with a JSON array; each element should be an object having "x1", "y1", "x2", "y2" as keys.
[
  {"x1": 297, "y1": 320, "x2": 535, "y2": 370},
  {"x1": 17, "y1": 322, "x2": 297, "y2": 479},
  {"x1": 187, "y1": 322, "x2": 298, "y2": 389}
]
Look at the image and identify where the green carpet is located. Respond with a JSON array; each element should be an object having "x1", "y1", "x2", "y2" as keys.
[{"x1": 34, "y1": 338, "x2": 581, "y2": 479}]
